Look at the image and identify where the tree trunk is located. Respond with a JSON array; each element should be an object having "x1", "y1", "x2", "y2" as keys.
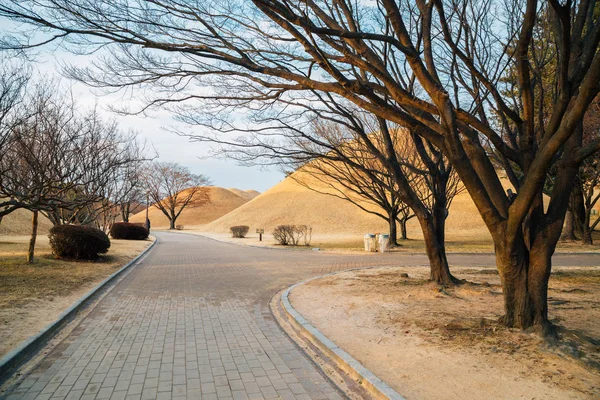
[
  {"x1": 495, "y1": 235, "x2": 553, "y2": 333},
  {"x1": 582, "y1": 226, "x2": 593, "y2": 244},
  {"x1": 169, "y1": 219, "x2": 175, "y2": 230},
  {"x1": 399, "y1": 218, "x2": 408, "y2": 240},
  {"x1": 418, "y1": 211, "x2": 458, "y2": 285},
  {"x1": 573, "y1": 181, "x2": 586, "y2": 236},
  {"x1": 388, "y1": 211, "x2": 399, "y2": 246},
  {"x1": 27, "y1": 210, "x2": 39, "y2": 264},
  {"x1": 560, "y1": 209, "x2": 576, "y2": 241},
  {"x1": 121, "y1": 202, "x2": 130, "y2": 222}
]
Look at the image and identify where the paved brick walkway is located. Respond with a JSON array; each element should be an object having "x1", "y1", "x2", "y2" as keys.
[{"x1": 2, "y1": 232, "x2": 599, "y2": 400}]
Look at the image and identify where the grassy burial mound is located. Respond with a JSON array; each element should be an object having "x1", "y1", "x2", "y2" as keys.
[
  {"x1": 201, "y1": 169, "x2": 495, "y2": 243},
  {"x1": 129, "y1": 186, "x2": 258, "y2": 228},
  {"x1": 0, "y1": 207, "x2": 53, "y2": 235},
  {"x1": 228, "y1": 188, "x2": 261, "y2": 202}
]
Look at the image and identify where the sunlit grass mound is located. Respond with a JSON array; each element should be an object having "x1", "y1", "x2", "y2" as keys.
[{"x1": 200, "y1": 170, "x2": 495, "y2": 242}]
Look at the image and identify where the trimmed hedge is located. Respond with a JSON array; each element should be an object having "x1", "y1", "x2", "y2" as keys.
[
  {"x1": 230, "y1": 225, "x2": 249, "y2": 238},
  {"x1": 110, "y1": 222, "x2": 149, "y2": 240},
  {"x1": 49, "y1": 225, "x2": 111, "y2": 260}
]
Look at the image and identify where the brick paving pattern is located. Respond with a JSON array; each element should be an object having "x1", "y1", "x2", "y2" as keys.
[{"x1": 2, "y1": 232, "x2": 598, "y2": 400}]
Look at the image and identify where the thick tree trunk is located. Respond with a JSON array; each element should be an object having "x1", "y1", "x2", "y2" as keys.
[
  {"x1": 560, "y1": 209, "x2": 576, "y2": 241},
  {"x1": 418, "y1": 211, "x2": 459, "y2": 285},
  {"x1": 27, "y1": 210, "x2": 38, "y2": 264},
  {"x1": 496, "y1": 236, "x2": 553, "y2": 333},
  {"x1": 169, "y1": 218, "x2": 176, "y2": 230},
  {"x1": 388, "y1": 211, "x2": 398, "y2": 246}
]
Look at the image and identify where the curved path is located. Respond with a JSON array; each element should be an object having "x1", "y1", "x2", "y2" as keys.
[{"x1": 3, "y1": 232, "x2": 599, "y2": 400}]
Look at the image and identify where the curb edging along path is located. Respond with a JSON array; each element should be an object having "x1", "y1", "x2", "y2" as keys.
[
  {"x1": 280, "y1": 270, "x2": 406, "y2": 400},
  {"x1": 0, "y1": 236, "x2": 158, "y2": 384}
]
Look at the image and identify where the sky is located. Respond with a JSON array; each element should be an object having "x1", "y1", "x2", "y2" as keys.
[{"x1": 31, "y1": 53, "x2": 285, "y2": 193}]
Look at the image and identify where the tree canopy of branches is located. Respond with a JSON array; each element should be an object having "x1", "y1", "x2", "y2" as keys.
[
  {"x1": 144, "y1": 161, "x2": 210, "y2": 230},
  {"x1": 0, "y1": 57, "x2": 29, "y2": 225},
  {"x1": 0, "y1": 78, "x2": 148, "y2": 262},
  {"x1": 2, "y1": 0, "x2": 599, "y2": 330}
]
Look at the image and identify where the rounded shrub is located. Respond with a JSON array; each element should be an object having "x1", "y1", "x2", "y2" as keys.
[
  {"x1": 110, "y1": 222, "x2": 149, "y2": 240},
  {"x1": 230, "y1": 225, "x2": 249, "y2": 238},
  {"x1": 49, "y1": 225, "x2": 111, "y2": 260}
]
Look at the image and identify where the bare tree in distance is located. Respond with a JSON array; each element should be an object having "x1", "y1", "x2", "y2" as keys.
[
  {"x1": 0, "y1": 57, "x2": 29, "y2": 225},
  {"x1": 286, "y1": 119, "x2": 461, "y2": 247},
  {"x1": 0, "y1": 80, "x2": 148, "y2": 262},
  {"x1": 144, "y1": 162, "x2": 211, "y2": 230},
  {"x1": 293, "y1": 157, "x2": 415, "y2": 246},
  {"x1": 2, "y1": 0, "x2": 599, "y2": 330}
]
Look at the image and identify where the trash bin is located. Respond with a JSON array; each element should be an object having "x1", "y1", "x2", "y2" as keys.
[
  {"x1": 378, "y1": 234, "x2": 390, "y2": 253},
  {"x1": 364, "y1": 234, "x2": 377, "y2": 252}
]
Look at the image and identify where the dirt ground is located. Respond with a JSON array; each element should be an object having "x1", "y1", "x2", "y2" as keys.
[
  {"x1": 290, "y1": 266, "x2": 600, "y2": 400},
  {"x1": 0, "y1": 235, "x2": 153, "y2": 359}
]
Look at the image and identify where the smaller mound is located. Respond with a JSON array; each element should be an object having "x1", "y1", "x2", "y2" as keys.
[
  {"x1": 202, "y1": 171, "x2": 391, "y2": 235},
  {"x1": 228, "y1": 189, "x2": 261, "y2": 202},
  {"x1": 0, "y1": 208, "x2": 53, "y2": 235},
  {"x1": 129, "y1": 186, "x2": 252, "y2": 228}
]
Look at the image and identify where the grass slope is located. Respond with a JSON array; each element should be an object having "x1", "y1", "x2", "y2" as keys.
[
  {"x1": 0, "y1": 208, "x2": 53, "y2": 236},
  {"x1": 129, "y1": 186, "x2": 257, "y2": 228},
  {"x1": 200, "y1": 170, "x2": 492, "y2": 241}
]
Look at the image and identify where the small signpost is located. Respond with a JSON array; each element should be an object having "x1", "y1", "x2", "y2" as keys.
[{"x1": 256, "y1": 228, "x2": 265, "y2": 241}]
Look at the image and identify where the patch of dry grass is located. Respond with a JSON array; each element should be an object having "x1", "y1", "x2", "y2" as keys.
[
  {"x1": 312, "y1": 232, "x2": 600, "y2": 253},
  {"x1": 0, "y1": 235, "x2": 152, "y2": 309}
]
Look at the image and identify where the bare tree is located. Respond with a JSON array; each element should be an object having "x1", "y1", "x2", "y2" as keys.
[
  {"x1": 295, "y1": 156, "x2": 415, "y2": 246},
  {"x1": 0, "y1": 81, "x2": 148, "y2": 261},
  {"x1": 2, "y1": 0, "x2": 599, "y2": 330},
  {"x1": 286, "y1": 120, "x2": 460, "y2": 247},
  {"x1": 144, "y1": 162, "x2": 210, "y2": 230},
  {"x1": 41, "y1": 118, "x2": 149, "y2": 232},
  {"x1": 0, "y1": 57, "x2": 29, "y2": 225}
]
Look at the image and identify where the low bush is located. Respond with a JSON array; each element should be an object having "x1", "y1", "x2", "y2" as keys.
[
  {"x1": 272, "y1": 225, "x2": 312, "y2": 246},
  {"x1": 110, "y1": 222, "x2": 149, "y2": 240},
  {"x1": 175, "y1": 225, "x2": 184, "y2": 230},
  {"x1": 49, "y1": 225, "x2": 111, "y2": 260},
  {"x1": 230, "y1": 225, "x2": 249, "y2": 238}
]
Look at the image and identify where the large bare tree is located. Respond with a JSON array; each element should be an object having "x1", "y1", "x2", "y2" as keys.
[
  {"x1": 144, "y1": 161, "x2": 210, "y2": 230},
  {"x1": 2, "y1": 0, "x2": 599, "y2": 331}
]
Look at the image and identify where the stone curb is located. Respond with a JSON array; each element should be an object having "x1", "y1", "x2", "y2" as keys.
[
  {"x1": 0, "y1": 237, "x2": 158, "y2": 383},
  {"x1": 280, "y1": 269, "x2": 406, "y2": 400}
]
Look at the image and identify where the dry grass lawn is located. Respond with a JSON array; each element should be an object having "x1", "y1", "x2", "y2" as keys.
[
  {"x1": 183, "y1": 229, "x2": 600, "y2": 253},
  {"x1": 291, "y1": 266, "x2": 600, "y2": 400},
  {"x1": 0, "y1": 235, "x2": 153, "y2": 358}
]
